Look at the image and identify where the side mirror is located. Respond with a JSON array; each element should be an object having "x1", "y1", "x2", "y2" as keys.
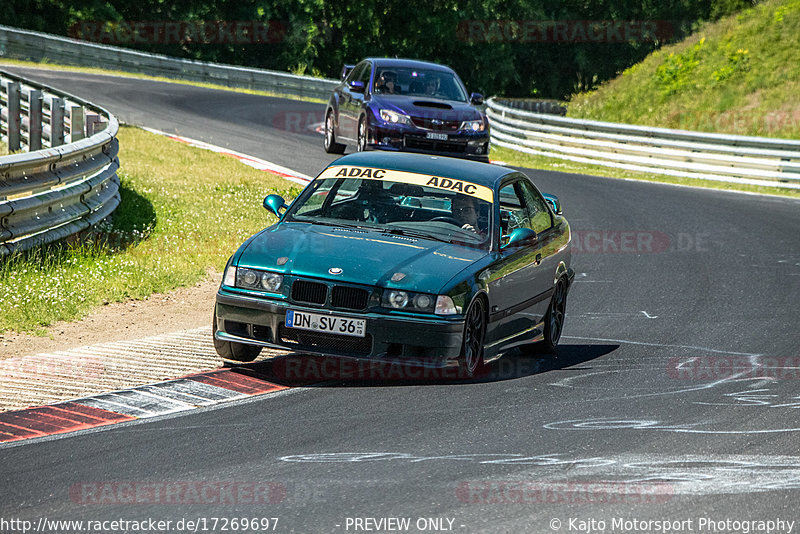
[
  {"x1": 264, "y1": 194, "x2": 287, "y2": 218},
  {"x1": 470, "y1": 92, "x2": 484, "y2": 105},
  {"x1": 542, "y1": 193, "x2": 562, "y2": 215},
  {"x1": 349, "y1": 80, "x2": 366, "y2": 93},
  {"x1": 502, "y1": 227, "x2": 537, "y2": 249}
]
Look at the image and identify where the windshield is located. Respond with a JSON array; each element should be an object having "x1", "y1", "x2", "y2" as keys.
[
  {"x1": 285, "y1": 175, "x2": 492, "y2": 249},
  {"x1": 373, "y1": 67, "x2": 468, "y2": 102}
]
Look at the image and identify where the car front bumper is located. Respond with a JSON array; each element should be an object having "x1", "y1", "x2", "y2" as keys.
[
  {"x1": 215, "y1": 289, "x2": 465, "y2": 367},
  {"x1": 367, "y1": 123, "x2": 490, "y2": 160}
]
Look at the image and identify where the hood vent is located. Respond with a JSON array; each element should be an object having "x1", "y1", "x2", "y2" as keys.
[
  {"x1": 413, "y1": 101, "x2": 453, "y2": 110},
  {"x1": 382, "y1": 233, "x2": 418, "y2": 242},
  {"x1": 331, "y1": 227, "x2": 368, "y2": 234}
]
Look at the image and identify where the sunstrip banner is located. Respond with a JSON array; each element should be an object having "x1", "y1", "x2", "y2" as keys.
[{"x1": 318, "y1": 166, "x2": 494, "y2": 203}]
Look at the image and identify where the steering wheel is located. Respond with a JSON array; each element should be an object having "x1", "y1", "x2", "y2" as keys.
[{"x1": 429, "y1": 216, "x2": 461, "y2": 226}]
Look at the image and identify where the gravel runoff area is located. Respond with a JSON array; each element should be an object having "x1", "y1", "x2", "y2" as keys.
[{"x1": 0, "y1": 272, "x2": 284, "y2": 412}]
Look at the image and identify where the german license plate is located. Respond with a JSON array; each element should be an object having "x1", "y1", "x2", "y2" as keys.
[
  {"x1": 426, "y1": 132, "x2": 448, "y2": 141},
  {"x1": 285, "y1": 310, "x2": 366, "y2": 338}
]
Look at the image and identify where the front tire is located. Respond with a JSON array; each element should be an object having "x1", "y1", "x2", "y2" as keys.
[
  {"x1": 324, "y1": 110, "x2": 346, "y2": 154},
  {"x1": 357, "y1": 116, "x2": 367, "y2": 152},
  {"x1": 212, "y1": 314, "x2": 261, "y2": 362},
  {"x1": 458, "y1": 297, "x2": 487, "y2": 378}
]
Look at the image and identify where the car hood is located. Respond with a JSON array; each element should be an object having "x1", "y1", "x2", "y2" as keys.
[
  {"x1": 237, "y1": 222, "x2": 487, "y2": 294},
  {"x1": 370, "y1": 94, "x2": 483, "y2": 121}
]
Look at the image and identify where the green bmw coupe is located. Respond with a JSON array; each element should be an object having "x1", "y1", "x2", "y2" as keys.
[{"x1": 213, "y1": 152, "x2": 574, "y2": 377}]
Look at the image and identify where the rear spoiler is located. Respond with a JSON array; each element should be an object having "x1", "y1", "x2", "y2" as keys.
[{"x1": 341, "y1": 64, "x2": 355, "y2": 80}]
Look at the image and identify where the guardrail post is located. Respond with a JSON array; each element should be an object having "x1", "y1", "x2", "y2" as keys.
[
  {"x1": 50, "y1": 96, "x2": 65, "y2": 147},
  {"x1": 6, "y1": 81, "x2": 21, "y2": 151},
  {"x1": 69, "y1": 104, "x2": 85, "y2": 142},
  {"x1": 85, "y1": 112, "x2": 106, "y2": 136},
  {"x1": 27, "y1": 89, "x2": 43, "y2": 151}
]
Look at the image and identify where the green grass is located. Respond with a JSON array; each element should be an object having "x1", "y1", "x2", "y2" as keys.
[
  {"x1": 0, "y1": 58, "x2": 328, "y2": 105},
  {"x1": 490, "y1": 145, "x2": 800, "y2": 199},
  {"x1": 567, "y1": 0, "x2": 800, "y2": 139},
  {"x1": 0, "y1": 126, "x2": 301, "y2": 334}
]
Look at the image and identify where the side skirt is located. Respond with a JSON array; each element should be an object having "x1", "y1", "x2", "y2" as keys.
[{"x1": 483, "y1": 320, "x2": 545, "y2": 363}]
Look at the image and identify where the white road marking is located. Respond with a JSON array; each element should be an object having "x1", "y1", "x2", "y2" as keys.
[
  {"x1": 544, "y1": 418, "x2": 800, "y2": 435},
  {"x1": 275, "y1": 451, "x2": 800, "y2": 496},
  {"x1": 139, "y1": 127, "x2": 313, "y2": 185}
]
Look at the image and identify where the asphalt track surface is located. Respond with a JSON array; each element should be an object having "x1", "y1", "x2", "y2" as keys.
[{"x1": 3, "y1": 67, "x2": 800, "y2": 533}]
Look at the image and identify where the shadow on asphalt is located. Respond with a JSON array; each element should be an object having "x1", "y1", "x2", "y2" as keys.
[{"x1": 223, "y1": 343, "x2": 619, "y2": 388}]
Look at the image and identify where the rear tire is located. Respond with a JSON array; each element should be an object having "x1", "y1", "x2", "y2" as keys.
[
  {"x1": 540, "y1": 278, "x2": 568, "y2": 355},
  {"x1": 324, "y1": 110, "x2": 346, "y2": 154},
  {"x1": 520, "y1": 277, "x2": 568, "y2": 356},
  {"x1": 458, "y1": 297, "x2": 487, "y2": 378},
  {"x1": 212, "y1": 314, "x2": 261, "y2": 362}
]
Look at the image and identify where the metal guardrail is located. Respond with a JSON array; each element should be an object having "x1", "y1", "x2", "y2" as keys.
[
  {"x1": 0, "y1": 25, "x2": 338, "y2": 101},
  {"x1": 0, "y1": 69, "x2": 120, "y2": 255},
  {"x1": 487, "y1": 97, "x2": 800, "y2": 189}
]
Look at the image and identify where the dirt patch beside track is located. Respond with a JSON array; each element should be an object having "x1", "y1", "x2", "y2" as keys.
[{"x1": 1, "y1": 272, "x2": 221, "y2": 361}]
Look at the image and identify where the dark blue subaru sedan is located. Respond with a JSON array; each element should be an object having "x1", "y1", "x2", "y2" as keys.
[{"x1": 323, "y1": 58, "x2": 490, "y2": 161}]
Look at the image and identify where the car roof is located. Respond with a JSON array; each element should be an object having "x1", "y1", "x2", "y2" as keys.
[
  {"x1": 323, "y1": 152, "x2": 516, "y2": 189},
  {"x1": 365, "y1": 58, "x2": 456, "y2": 73}
]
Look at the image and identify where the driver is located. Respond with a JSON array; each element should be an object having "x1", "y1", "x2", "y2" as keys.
[
  {"x1": 424, "y1": 74, "x2": 440, "y2": 96},
  {"x1": 452, "y1": 194, "x2": 482, "y2": 233},
  {"x1": 376, "y1": 70, "x2": 397, "y2": 94}
]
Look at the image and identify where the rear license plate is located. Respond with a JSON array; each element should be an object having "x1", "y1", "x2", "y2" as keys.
[
  {"x1": 285, "y1": 310, "x2": 366, "y2": 338},
  {"x1": 426, "y1": 132, "x2": 448, "y2": 141}
]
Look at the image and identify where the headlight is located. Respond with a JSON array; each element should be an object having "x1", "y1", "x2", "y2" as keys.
[
  {"x1": 381, "y1": 289, "x2": 435, "y2": 312},
  {"x1": 413, "y1": 294, "x2": 432, "y2": 309},
  {"x1": 386, "y1": 290, "x2": 409, "y2": 309},
  {"x1": 461, "y1": 119, "x2": 485, "y2": 132},
  {"x1": 236, "y1": 267, "x2": 283, "y2": 293},
  {"x1": 261, "y1": 272, "x2": 283, "y2": 292},
  {"x1": 242, "y1": 270, "x2": 258, "y2": 286},
  {"x1": 380, "y1": 109, "x2": 411, "y2": 125}
]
